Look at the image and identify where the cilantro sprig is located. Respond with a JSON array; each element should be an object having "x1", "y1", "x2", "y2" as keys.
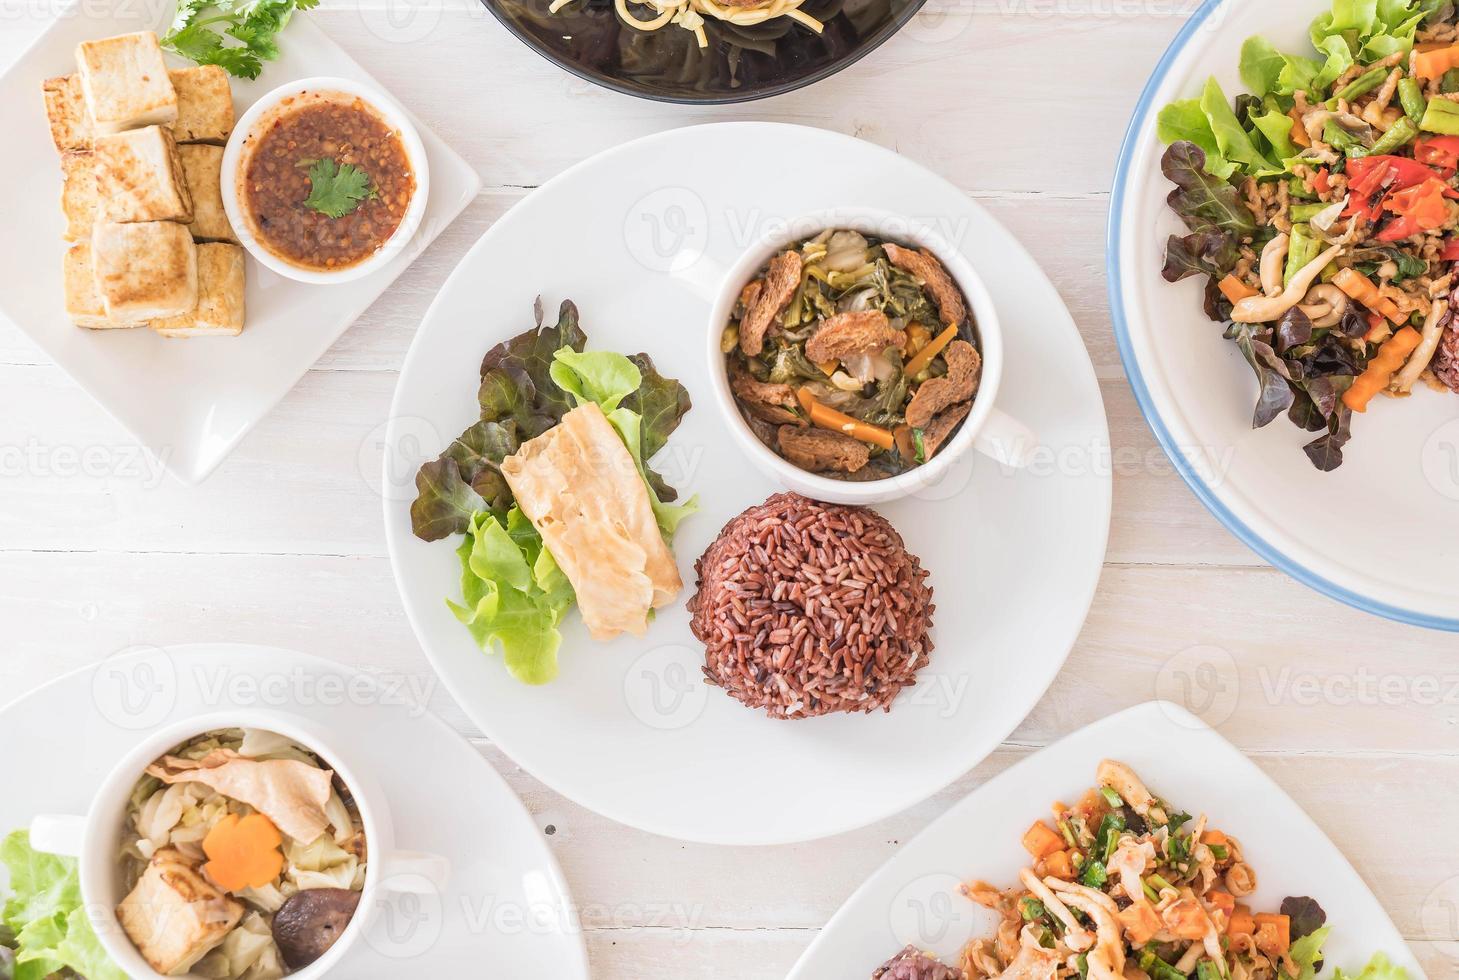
[
  {"x1": 163, "y1": 0, "x2": 321, "y2": 80},
  {"x1": 303, "y1": 158, "x2": 376, "y2": 219}
]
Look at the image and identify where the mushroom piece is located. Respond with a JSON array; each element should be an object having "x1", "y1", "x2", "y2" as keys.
[
  {"x1": 1045, "y1": 880, "x2": 1126, "y2": 980},
  {"x1": 1108, "y1": 838, "x2": 1162, "y2": 945},
  {"x1": 1298, "y1": 283, "x2": 1350, "y2": 329},
  {"x1": 1231, "y1": 243, "x2": 1346, "y2": 323},
  {"x1": 1018, "y1": 868, "x2": 1095, "y2": 953},
  {"x1": 271, "y1": 888, "x2": 363, "y2": 969},
  {"x1": 1259, "y1": 233, "x2": 1290, "y2": 298},
  {"x1": 1393, "y1": 298, "x2": 1450, "y2": 393}
]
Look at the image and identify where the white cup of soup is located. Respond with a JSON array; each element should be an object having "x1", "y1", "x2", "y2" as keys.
[
  {"x1": 221, "y1": 77, "x2": 430, "y2": 284},
  {"x1": 702, "y1": 207, "x2": 1038, "y2": 505},
  {"x1": 29, "y1": 710, "x2": 449, "y2": 980}
]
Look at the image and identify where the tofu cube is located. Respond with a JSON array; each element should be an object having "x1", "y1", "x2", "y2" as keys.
[
  {"x1": 60, "y1": 150, "x2": 98, "y2": 242},
  {"x1": 153, "y1": 243, "x2": 245, "y2": 337},
  {"x1": 178, "y1": 144, "x2": 236, "y2": 243},
  {"x1": 64, "y1": 242, "x2": 145, "y2": 329},
  {"x1": 92, "y1": 221, "x2": 197, "y2": 322},
  {"x1": 116, "y1": 849, "x2": 243, "y2": 975},
  {"x1": 74, "y1": 32, "x2": 177, "y2": 135},
  {"x1": 169, "y1": 66, "x2": 234, "y2": 144},
  {"x1": 94, "y1": 125, "x2": 193, "y2": 224},
  {"x1": 41, "y1": 74, "x2": 92, "y2": 152}
]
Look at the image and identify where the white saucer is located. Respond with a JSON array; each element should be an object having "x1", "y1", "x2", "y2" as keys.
[
  {"x1": 384, "y1": 122, "x2": 1112, "y2": 845},
  {"x1": 0, "y1": 643, "x2": 589, "y2": 979}
]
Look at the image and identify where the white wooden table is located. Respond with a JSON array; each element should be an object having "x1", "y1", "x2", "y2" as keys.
[{"x1": 2, "y1": 4, "x2": 1457, "y2": 977}]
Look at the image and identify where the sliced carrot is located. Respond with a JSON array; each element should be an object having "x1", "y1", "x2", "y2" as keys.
[
  {"x1": 1200, "y1": 830, "x2": 1229, "y2": 846},
  {"x1": 1289, "y1": 108, "x2": 1312, "y2": 148},
  {"x1": 795, "y1": 388, "x2": 895, "y2": 450},
  {"x1": 202, "y1": 812, "x2": 284, "y2": 893},
  {"x1": 1312, "y1": 167, "x2": 1332, "y2": 196},
  {"x1": 1206, "y1": 890, "x2": 1236, "y2": 915},
  {"x1": 1218, "y1": 274, "x2": 1259, "y2": 304},
  {"x1": 1021, "y1": 820, "x2": 1065, "y2": 859},
  {"x1": 1333, "y1": 268, "x2": 1405, "y2": 324},
  {"x1": 904, "y1": 324, "x2": 959, "y2": 377},
  {"x1": 1414, "y1": 44, "x2": 1459, "y2": 80},
  {"x1": 1343, "y1": 326, "x2": 1422, "y2": 412},
  {"x1": 1254, "y1": 913, "x2": 1291, "y2": 951},
  {"x1": 815, "y1": 359, "x2": 838, "y2": 376},
  {"x1": 1042, "y1": 849, "x2": 1074, "y2": 880},
  {"x1": 1227, "y1": 906, "x2": 1257, "y2": 937}
]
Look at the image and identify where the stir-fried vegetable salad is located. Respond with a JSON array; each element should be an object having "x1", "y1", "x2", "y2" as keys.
[
  {"x1": 874, "y1": 761, "x2": 1410, "y2": 980},
  {"x1": 722, "y1": 230, "x2": 981, "y2": 480},
  {"x1": 1157, "y1": 0, "x2": 1459, "y2": 470}
]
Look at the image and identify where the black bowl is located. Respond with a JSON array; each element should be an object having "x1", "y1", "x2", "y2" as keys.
[{"x1": 482, "y1": 0, "x2": 927, "y2": 104}]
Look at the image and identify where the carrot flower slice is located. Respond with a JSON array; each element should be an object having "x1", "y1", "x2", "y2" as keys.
[{"x1": 202, "y1": 812, "x2": 285, "y2": 892}]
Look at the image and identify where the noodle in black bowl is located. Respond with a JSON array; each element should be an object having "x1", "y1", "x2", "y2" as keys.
[{"x1": 482, "y1": 0, "x2": 926, "y2": 103}]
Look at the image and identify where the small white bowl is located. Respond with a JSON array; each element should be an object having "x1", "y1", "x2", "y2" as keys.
[
  {"x1": 29, "y1": 710, "x2": 449, "y2": 980},
  {"x1": 221, "y1": 76, "x2": 431, "y2": 285},
  {"x1": 706, "y1": 207, "x2": 1037, "y2": 505}
]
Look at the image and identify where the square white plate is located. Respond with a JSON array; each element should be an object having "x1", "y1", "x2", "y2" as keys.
[
  {"x1": 0, "y1": 5, "x2": 480, "y2": 484},
  {"x1": 788, "y1": 701, "x2": 1424, "y2": 978}
]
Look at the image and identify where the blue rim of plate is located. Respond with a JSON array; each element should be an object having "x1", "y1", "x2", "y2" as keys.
[{"x1": 1107, "y1": 0, "x2": 1459, "y2": 633}]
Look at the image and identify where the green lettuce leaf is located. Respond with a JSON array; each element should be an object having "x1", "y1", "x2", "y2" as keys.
[
  {"x1": 1157, "y1": 100, "x2": 1237, "y2": 179},
  {"x1": 1334, "y1": 952, "x2": 1411, "y2": 980},
  {"x1": 1240, "y1": 36, "x2": 1288, "y2": 96},
  {"x1": 0, "y1": 831, "x2": 124, "y2": 980},
  {"x1": 550, "y1": 349, "x2": 643, "y2": 413},
  {"x1": 1200, "y1": 77, "x2": 1280, "y2": 175},
  {"x1": 1289, "y1": 926, "x2": 1332, "y2": 980}
]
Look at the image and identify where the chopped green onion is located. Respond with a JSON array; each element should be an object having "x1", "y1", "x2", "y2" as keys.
[
  {"x1": 1142, "y1": 879, "x2": 1162, "y2": 903},
  {"x1": 1209, "y1": 843, "x2": 1230, "y2": 861},
  {"x1": 1100, "y1": 786, "x2": 1124, "y2": 808},
  {"x1": 1020, "y1": 897, "x2": 1047, "y2": 922},
  {"x1": 1148, "y1": 873, "x2": 1175, "y2": 893},
  {"x1": 1079, "y1": 860, "x2": 1109, "y2": 888},
  {"x1": 1058, "y1": 819, "x2": 1078, "y2": 849}
]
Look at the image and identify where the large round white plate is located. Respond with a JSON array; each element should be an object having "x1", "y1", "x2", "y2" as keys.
[
  {"x1": 384, "y1": 122, "x2": 1111, "y2": 845},
  {"x1": 0, "y1": 643, "x2": 589, "y2": 979},
  {"x1": 1112, "y1": 0, "x2": 1459, "y2": 630},
  {"x1": 787, "y1": 701, "x2": 1421, "y2": 978}
]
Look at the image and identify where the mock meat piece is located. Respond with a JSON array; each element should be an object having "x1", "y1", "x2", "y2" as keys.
[
  {"x1": 60, "y1": 150, "x2": 98, "y2": 241},
  {"x1": 63, "y1": 242, "x2": 145, "y2": 330},
  {"x1": 777, "y1": 425, "x2": 870, "y2": 473},
  {"x1": 739, "y1": 249, "x2": 802, "y2": 356},
  {"x1": 92, "y1": 221, "x2": 198, "y2": 322},
  {"x1": 153, "y1": 243, "x2": 246, "y2": 338},
  {"x1": 74, "y1": 32, "x2": 178, "y2": 135},
  {"x1": 804, "y1": 310, "x2": 906, "y2": 364},
  {"x1": 41, "y1": 74, "x2": 92, "y2": 152},
  {"x1": 94, "y1": 125, "x2": 194, "y2": 224},
  {"x1": 169, "y1": 65, "x2": 234, "y2": 144},
  {"x1": 905, "y1": 340, "x2": 980, "y2": 429},
  {"x1": 884, "y1": 242, "x2": 968, "y2": 329},
  {"x1": 116, "y1": 848, "x2": 244, "y2": 975},
  {"x1": 179, "y1": 144, "x2": 237, "y2": 243}
]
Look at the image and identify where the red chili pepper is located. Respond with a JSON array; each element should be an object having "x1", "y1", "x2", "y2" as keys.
[
  {"x1": 1376, "y1": 177, "x2": 1452, "y2": 242},
  {"x1": 1442, "y1": 239, "x2": 1459, "y2": 261},
  {"x1": 1415, "y1": 135, "x2": 1459, "y2": 170},
  {"x1": 1312, "y1": 167, "x2": 1332, "y2": 196}
]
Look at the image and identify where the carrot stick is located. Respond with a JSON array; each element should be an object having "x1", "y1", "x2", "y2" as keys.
[
  {"x1": 904, "y1": 324, "x2": 959, "y2": 377},
  {"x1": 1289, "y1": 108, "x2": 1312, "y2": 148},
  {"x1": 1333, "y1": 268, "x2": 1404, "y2": 324},
  {"x1": 1414, "y1": 44, "x2": 1459, "y2": 80},
  {"x1": 795, "y1": 388, "x2": 895, "y2": 450},
  {"x1": 1343, "y1": 326, "x2": 1422, "y2": 412},
  {"x1": 1218, "y1": 274, "x2": 1260, "y2": 304}
]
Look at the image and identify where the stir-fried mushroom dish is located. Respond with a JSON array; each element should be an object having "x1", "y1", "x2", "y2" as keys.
[
  {"x1": 872, "y1": 761, "x2": 1342, "y2": 980},
  {"x1": 723, "y1": 229, "x2": 982, "y2": 480},
  {"x1": 1157, "y1": 0, "x2": 1459, "y2": 470}
]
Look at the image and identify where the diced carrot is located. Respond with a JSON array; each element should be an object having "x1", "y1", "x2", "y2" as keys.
[
  {"x1": 1333, "y1": 268, "x2": 1405, "y2": 324},
  {"x1": 1313, "y1": 167, "x2": 1332, "y2": 196},
  {"x1": 795, "y1": 388, "x2": 895, "y2": 450},
  {"x1": 202, "y1": 813, "x2": 284, "y2": 892},
  {"x1": 815, "y1": 359, "x2": 838, "y2": 376},
  {"x1": 904, "y1": 324, "x2": 959, "y2": 377},
  {"x1": 1021, "y1": 820, "x2": 1065, "y2": 859},
  {"x1": 1200, "y1": 830, "x2": 1229, "y2": 846},
  {"x1": 1206, "y1": 890, "x2": 1236, "y2": 915},
  {"x1": 1289, "y1": 108, "x2": 1312, "y2": 148},
  {"x1": 1343, "y1": 326, "x2": 1422, "y2": 412},
  {"x1": 1227, "y1": 906, "x2": 1257, "y2": 937},
  {"x1": 1418, "y1": 40, "x2": 1453, "y2": 53},
  {"x1": 1042, "y1": 849, "x2": 1074, "y2": 880},
  {"x1": 1254, "y1": 913, "x2": 1292, "y2": 954},
  {"x1": 1218, "y1": 274, "x2": 1259, "y2": 304},
  {"x1": 1415, "y1": 44, "x2": 1459, "y2": 78}
]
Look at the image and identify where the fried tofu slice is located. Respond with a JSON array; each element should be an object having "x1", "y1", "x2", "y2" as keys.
[
  {"x1": 169, "y1": 66, "x2": 234, "y2": 144},
  {"x1": 41, "y1": 74, "x2": 92, "y2": 152},
  {"x1": 179, "y1": 144, "x2": 236, "y2": 243},
  {"x1": 74, "y1": 32, "x2": 177, "y2": 135},
  {"x1": 92, "y1": 221, "x2": 197, "y2": 322},
  {"x1": 94, "y1": 125, "x2": 193, "y2": 223},
  {"x1": 60, "y1": 150, "x2": 98, "y2": 242},
  {"x1": 116, "y1": 848, "x2": 243, "y2": 975},
  {"x1": 63, "y1": 242, "x2": 145, "y2": 330},
  {"x1": 153, "y1": 243, "x2": 245, "y2": 337}
]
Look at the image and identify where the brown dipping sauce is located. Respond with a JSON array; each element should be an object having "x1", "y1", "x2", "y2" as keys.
[{"x1": 243, "y1": 94, "x2": 415, "y2": 271}]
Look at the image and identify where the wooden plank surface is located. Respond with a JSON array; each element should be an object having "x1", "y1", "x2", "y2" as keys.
[{"x1": 2, "y1": 2, "x2": 1456, "y2": 978}]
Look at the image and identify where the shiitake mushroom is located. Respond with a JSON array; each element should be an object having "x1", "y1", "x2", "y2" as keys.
[{"x1": 271, "y1": 888, "x2": 362, "y2": 968}]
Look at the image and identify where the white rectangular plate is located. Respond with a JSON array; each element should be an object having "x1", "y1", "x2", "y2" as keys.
[
  {"x1": 788, "y1": 701, "x2": 1424, "y2": 978},
  {"x1": 0, "y1": 5, "x2": 480, "y2": 483}
]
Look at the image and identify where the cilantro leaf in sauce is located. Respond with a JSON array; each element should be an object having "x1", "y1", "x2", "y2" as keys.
[{"x1": 303, "y1": 158, "x2": 375, "y2": 219}]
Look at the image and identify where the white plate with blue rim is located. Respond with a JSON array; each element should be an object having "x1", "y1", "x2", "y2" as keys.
[
  {"x1": 382, "y1": 122, "x2": 1112, "y2": 846},
  {"x1": 1111, "y1": 0, "x2": 1459, "y2": 630},
  {"x1": 0, "y1": 643, "x2": 589, "y2": 979},
  {"x1": 787, "y1": 701, "x2": 1422, "y2": 978}
]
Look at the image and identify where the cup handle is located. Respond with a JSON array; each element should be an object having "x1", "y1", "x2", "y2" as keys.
[
  {"x1": 972, "y1": 407, "x2": 1038, "y2": 469},
  {"x1": 30, "y1": 815, "x2": 86, "y2": 857},
  {"x1": 378, "y1": 850, "x2": 450, "y2": 894}
]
